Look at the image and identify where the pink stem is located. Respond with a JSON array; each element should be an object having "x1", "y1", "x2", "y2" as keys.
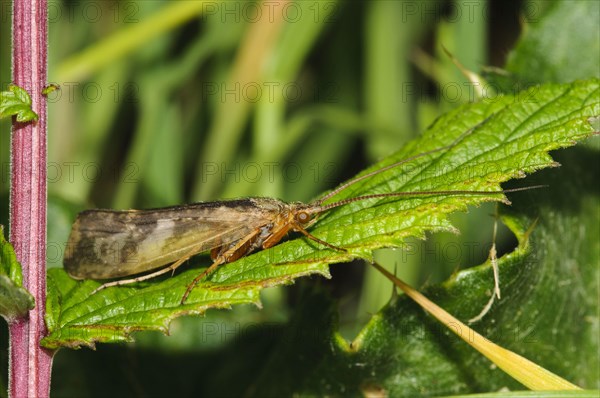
[{"x1": 9, "y1": 1, "x2": 54, "y2": 397}]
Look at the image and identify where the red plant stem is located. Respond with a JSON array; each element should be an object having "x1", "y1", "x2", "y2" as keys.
[{"x1": 9, "y1": 0, "x2": 54, "y2": 397}]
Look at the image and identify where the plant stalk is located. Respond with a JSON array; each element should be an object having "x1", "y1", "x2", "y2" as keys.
[{"x1": 9, "y1": 0, "x2": 54, "y2": 397}]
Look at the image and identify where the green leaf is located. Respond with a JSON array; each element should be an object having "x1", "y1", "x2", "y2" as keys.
[
  {"x1": 42, "y1": 79, "x2": 599, "y2": 349},
  {"x1": 242, "y1": 142, "x2": 599, "y2": 396},
  {"x1": 41, "y1": 84, "x2": 60, "y2": 97},
  {"x1": 0, "y1": 84, "x2": 39, "y2": 123},
  {"x1": 505, "y1": 1, "x2": 600, "y2": 84},
  {"x1": 447, "y1": 392, "x2": 600, "y2": 398},
  {"x1": 0, "y1": 226, "x2": 35, "y2": 321}
]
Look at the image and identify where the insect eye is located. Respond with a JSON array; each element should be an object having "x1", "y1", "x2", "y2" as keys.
[{"x1": 296, "y1": 211, "x2": 311, "y2": 223}]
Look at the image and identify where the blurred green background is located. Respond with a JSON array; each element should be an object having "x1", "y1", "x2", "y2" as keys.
[{"x1": 1, "y1": 0, "x2": 570, "y2": 396}]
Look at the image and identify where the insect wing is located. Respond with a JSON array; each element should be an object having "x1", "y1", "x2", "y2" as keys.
[{"x1": 64, "y1": 201, "x2": 278, "y2": 279}]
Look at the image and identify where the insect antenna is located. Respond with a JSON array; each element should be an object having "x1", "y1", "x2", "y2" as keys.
[
  {"x1": 313, "y1": 115, "x2": 500, "y2": 207},
  {"x1": 314, "y1": 143, "x2": 456, "y2": 206},
  {"x1": 313, "y1": 185, "x2": 547, "y2": 213}
]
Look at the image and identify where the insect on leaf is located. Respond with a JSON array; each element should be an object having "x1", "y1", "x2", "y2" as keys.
[{"x1": 43, "y1": 79, "x2": 599, "y2": 349}]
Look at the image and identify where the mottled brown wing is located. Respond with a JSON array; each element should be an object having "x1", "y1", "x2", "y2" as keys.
[{"x1": 64, "y1": 199, "x2": 283, "y2": 279}]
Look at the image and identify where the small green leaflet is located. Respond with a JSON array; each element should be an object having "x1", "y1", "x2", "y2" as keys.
[
  {"x1": 0, "y1": 84, "x2": 39, "y2": 122},
  {"x1": 0, "y1": 225, "x2": 35, "y2": 321},
  {"x1": 41, "y1": 83, "x2": 60, "y2": 97}
]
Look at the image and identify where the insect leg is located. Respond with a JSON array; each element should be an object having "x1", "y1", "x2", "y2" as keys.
[
  {"x1": 181, "y1": 227, "x2": 263, "y2": 304},
  {"x1": 293, "y1": 223, "x2": 347, "y2": 252},
  {"x1": 179, "y1": 260, "x2": 222, "y2": 304},
  {"x1": 90, "y1": 245, "x2": 203, "y2": 295}
]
